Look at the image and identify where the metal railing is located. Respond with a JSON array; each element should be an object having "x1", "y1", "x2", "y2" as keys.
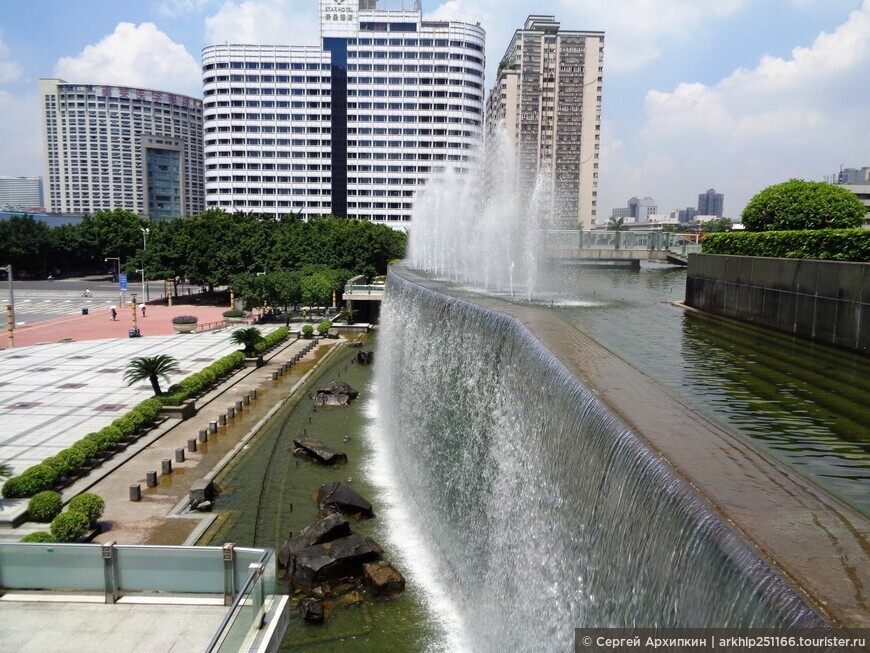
[{"x1": 544, "y1": 230, "x2": 702, "y2": 256}]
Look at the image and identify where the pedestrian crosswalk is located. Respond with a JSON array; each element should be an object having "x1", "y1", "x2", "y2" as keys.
[{"x1": 3, "y1": 290, "x2": 125, "y2": 325}]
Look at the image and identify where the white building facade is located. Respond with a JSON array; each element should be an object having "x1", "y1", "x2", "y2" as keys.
[
  {"x1": 39, "y1": 79, "x2": 204, "y2": 219},
  {"x1": 202, "y1": 0, "x2": 486, "y2": 224},
  {"x1": 485, "y1": 15, "x2": 604, "y2": 229},
  {"x1": 0, "y1": 176, "x2": 44, "y2": 211}
]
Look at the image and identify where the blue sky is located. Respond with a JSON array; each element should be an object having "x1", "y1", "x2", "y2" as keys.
[{"x1": 1, "y1": 0, "x2": 868, "y2": 218}]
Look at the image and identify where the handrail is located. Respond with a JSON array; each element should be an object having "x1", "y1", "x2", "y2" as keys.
[{"x1": 204, "y1": 566, "x2": 260, "y2": 653}]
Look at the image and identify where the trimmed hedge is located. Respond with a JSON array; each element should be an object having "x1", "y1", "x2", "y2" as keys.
[
  {"x1": 317, "y1": 320, "x2": 332, "y2": 336},
  {"x1": 301, "y1": 324, "x2": 314, "y2": 338},
  {"x1": 254, "y1": 326, "x2": 289, "y2": 353},
  {"x1": 0, "y1": 347, "x2": 256, "y2": 498},
  {"x1": 702, "y1": 229, "x2": 870, "y2": 262},
  {"x1": 50, "y1": 511, "x2": 90, "y2": 542},
  {"x1": 27, "y1": 491, "x2": 63, "y2": 522},
  {"x1": 68, "y1": 493, "x2": 105, "y2": 527},
  {"x1": 21, "y1": 531, "x2": 54, "y2": 543}
]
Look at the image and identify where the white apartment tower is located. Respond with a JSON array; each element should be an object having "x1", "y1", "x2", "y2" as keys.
[
  {"x1": 202, "y1": 0, "x2": 486, "y2": 224},
  {"x1": 40, "y1": 79, "x2": 204, "y2": 219},
  {"x1": 485, "y1": 16, "x2": 603, "y2": 229}
]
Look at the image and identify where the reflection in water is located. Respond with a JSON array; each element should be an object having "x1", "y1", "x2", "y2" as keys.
[{"x1": 551, "y1": 263, "x2": 870, "y2": 517}]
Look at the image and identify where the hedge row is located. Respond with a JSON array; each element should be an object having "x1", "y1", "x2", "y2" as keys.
[
  {"x1": 254, "y1": 326, "x2": 289, "y2": 354},
  {"x1": 1, "y1": 342, "x2": 269, "y2": 499},
  {"x1": 22, "y1": 493, "x2": 106, "y2": 543},
  {"x1": 701, "y1": 228, "x2": 870, "y2": 262}
]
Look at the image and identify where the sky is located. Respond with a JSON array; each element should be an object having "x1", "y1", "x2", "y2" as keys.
[{"x1": 0, "y1": 0, "x2": 868, "y2": 219}]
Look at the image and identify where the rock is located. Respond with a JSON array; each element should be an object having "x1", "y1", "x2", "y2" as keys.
[
  {"x1": 317, "y1": 482, "x2": 374, "y2": 519},
  {"x1": 290, "y1": 533, "x2": 383, "y2": 589},
  {"x1": 278, "y1": 513, "x2": 352, "y2": 571},
  {"x1": 348, "y1": 341, "x2": 363, "y2": 348},
  {"x1": 327, "y1": 328, "x2": 340, "y2": 339},
  {"x1": 363, "y1": 561, "x2": 405, "y2": 597},
  {"x1": 299, "y1": 598, "x2": 324, "y2": 624},
  {"x1": 356, "y1": 351, "x2": 374, "y2": 365},
  {"x1": 315, "y1": 381, "x2": 359, "y2": 407},
  {"x1": 195, "y1": 500, "x2": 213, "y2": 512},
  {"x1": 292, "y1": 438, "x2": 348, "y2": 465},
  {"x1": 333, "y1": 589, "x2": 364, "y2": 608},
  {"x1": 189, "y1": 478, "x2": 216, "y2": 504}
]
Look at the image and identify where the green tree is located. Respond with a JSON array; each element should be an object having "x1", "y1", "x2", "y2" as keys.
[
  {"x1": 124, "y1": 354, "x2": 181, "y2": 395},
  {"x1": 230, "y1": 327, "x2": 264, "y2": 356},
  {"x1": 700, "y1": 217, "x2": 734, "y2": 233},
  {"x1": 607, "y1": 216, "x2": 626, "y2": 249},
  {"x1": 301, "y1": 271, "x2": 334, "y2": 309},
  {"x1": 742, "y1": 179, "x2": 866, "y2": 232},
  {"x1": 91, "y1": 209, "x2": 146, "y2": 266},
  {"x1": 0, "y1": 215, "x2": 51, "y2": 276}
]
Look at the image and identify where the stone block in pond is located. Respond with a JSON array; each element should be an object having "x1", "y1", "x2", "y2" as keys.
[
  {"x1": 362, "y1": 560, "x2": 405, "y2": 597},
  {"x1": 292, "y1": 438, "x2": 348, "y2": 465},
  {"x1": 299, "y1": 598, "x2": 324, "y2": 624},
  {"x1": 315, "y1": 381, "x2": 359, "y2": 406},
  {"x1": 289, "y1": 533, "x2": 382, "y2": 588},
  {"x1": 190, "y1": 478, "x2": 216, "y2": 504},
  {"x1": 278, "y1": 513, "x2": 351, "y2": 571},
  {"x1": 317, "y1": 482, "x2": 374, "y2": 519}
]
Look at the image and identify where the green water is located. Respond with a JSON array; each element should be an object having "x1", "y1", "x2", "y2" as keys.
[{"x1": 202, "y1": 336, "x2": 435, "y2": 651}]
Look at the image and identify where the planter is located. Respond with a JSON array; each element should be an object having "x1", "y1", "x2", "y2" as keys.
[
  {"x1": 244, "y1": 356, "x2": 265, "y2": 368},
  {"x1": 159, "y1": 401, "x2": 198, "y2": 420},
  {"x1": 226, "y1": 317, "x2": 246, "y2": 324},
  {"x1": 172, "y1": 323, "x2": 197, "y2": 333}
]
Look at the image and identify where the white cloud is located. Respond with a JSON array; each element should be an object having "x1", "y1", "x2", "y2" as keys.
[
  {"x1": 205, "y1": 0, "x2": 320, "y2": 46},
  {"x1": 0, "y1": 32, "x2": 22, "y2": 84},
  {"x1": 53, "y1": 23, "x2": 201, "y2": 96},
  {"x1": 602, "y1": 0, "x2": 870, "y2": 217}
]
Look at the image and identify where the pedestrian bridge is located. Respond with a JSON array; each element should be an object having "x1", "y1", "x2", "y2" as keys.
[{"x1": 544, "y1": 230, "x2": 702, "y2": 267}]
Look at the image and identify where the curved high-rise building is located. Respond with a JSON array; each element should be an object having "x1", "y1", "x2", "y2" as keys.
[
  {"x1": 202, "y1": 0, "x2": 485, "y2": 224},
  {"x1": 40, "y1": 78, "x2": 204, "y2": 219}
]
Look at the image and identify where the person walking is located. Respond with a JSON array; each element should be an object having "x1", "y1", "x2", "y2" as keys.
[
  {"x1": 141, "y1": 305, "x2": 147, "y2": 317},
  {"x1": 110, "y1": 307, "x2": 117, "y2": 321}
]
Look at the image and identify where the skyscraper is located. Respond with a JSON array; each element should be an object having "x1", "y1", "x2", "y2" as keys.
[
  {"x1": 697, "y1": 188, "x2": 724, "y2": 218},
  {"x1": 202, "y1": 0, "x2": 486, "y2": 224},
  {"x1": 40, "y1": 79, "x2": 204, "y2": 219},
  {"x1": 485, "y1": 16, "x2": 604, "y2": 229},
  {"x1": 0, "y1": 176, "x2": 43, "y2": 211}
]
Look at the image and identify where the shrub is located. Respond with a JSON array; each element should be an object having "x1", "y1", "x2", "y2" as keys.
[
  {"x1": 223, "y1": 309, "x2": 245, "y2": 318},
  {"x1": 301, "y1": 324, "x2": 314, "y2": 338},
  {"x1": 28, "y1": 491, "x2": 63, "y2": 522},
  {"x1": 50, "y1": 511, "x2": 90, "y2": 542},
  {"x1": 68, "y1": 493, "x2": 105, "y2": 527},
  {"x1": 742, "y1": 180, "x2": 866, "y2": 232},
  {"x1": 83, "y1": 431, "x2": 114, "y2": 453},
  {"x1": 46, "y1": 449, "x2": 86, "y2": 477},
  {"x1": 317, "y1": 320, "x2": 332, "y2": 336},
  {"x1": 2, "y1": 464, "x2": 61, "y2": 498},
  {"x1": 702, "y1": 228, "x2": 870, "y2": 262},
  {"x1": 111, "y1": 416, "x2": 138, "y2": 437},
  {"x1": 1, "y1": 476, "x2": 28, "y2": 499},
  {"x1": 100, "y1": 426, "x2": 125, "y2": 446},
  {"x1": 21, "y1": 531, "x2": 54, "y2": 543},
  {"x1": 171, "y1": 315, "x2": 199, "y2": 324}
]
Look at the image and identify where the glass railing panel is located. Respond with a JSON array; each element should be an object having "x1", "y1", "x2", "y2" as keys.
[
  {"x1": 211, "y1": 570, "x2": 265, "y2": 653},
  {"x1": 115, "y1": 545, "x2": 225, "y2": 594},
  {"x1": 0, "y1": 543, "x2": 103, "y2": 592}
]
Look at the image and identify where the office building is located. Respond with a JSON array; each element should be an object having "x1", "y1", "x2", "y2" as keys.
[
  {"x1": 202, "y1": 0, "x2": 486, "y2": 224},
  {"x1": 611, "y1": 196, "x2": 657, "y2": 223},
  {"x1": 697, "y1": 188, "x2": 724, "y2": 218},
  {"x1": 0, "y1": 176, "x2": 43, "y2": 211},
  {"x1": 485, "y1": 15, "x2": 604, "y2": 229},
  {"x1": 831, "y1": 167, "x2": 870, "y2": 224},
  {"x1": 40, "y1": 78, "x2": 204, "y2": 219}
]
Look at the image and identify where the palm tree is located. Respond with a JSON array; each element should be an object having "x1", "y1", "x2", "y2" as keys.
[
  {"x1": 124, "y1": 354, "x2": 181, "y2": 395},
  {"x1": 230, "y1": 327, "x2": 264, "y2": 356},
  {"x1": 607, "y1": 216, "x2": 626, "y2": 250},
  {"x1": 336, "y1": 307, "x2": 359, "y2": 325},
  {"x1": 0, "y1": 462, "x2": 12, "y2": 479}
]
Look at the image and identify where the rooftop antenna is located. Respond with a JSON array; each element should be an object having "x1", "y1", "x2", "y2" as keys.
[{"x1": 415, "y1": 0, "x2": 422, "y2": 11}]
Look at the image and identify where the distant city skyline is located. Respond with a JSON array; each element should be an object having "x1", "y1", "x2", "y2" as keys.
[{"x1": 1, "y1": 0, "x2": 868, "y2": 219}]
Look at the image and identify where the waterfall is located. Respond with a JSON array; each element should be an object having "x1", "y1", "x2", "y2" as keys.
[{"x1": 368, "y1": 268, "x2": 823, "y2": 652}]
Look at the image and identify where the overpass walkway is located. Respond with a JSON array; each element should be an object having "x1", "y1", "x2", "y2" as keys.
[{"x1": 545, "y1": 230, "x2": 702, "y2": 267}]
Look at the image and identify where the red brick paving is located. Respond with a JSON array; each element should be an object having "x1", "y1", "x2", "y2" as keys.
[{"x1": 0, "y1": 302, "x2": 237, "y2": 349}]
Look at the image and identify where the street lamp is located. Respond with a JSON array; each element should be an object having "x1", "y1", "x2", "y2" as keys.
[
  {"x1": 105, "y1": 257, "x2": 122, "y2": 307},
  {"x1": 141, "y1": 227, "x2": 150, "y2": 301}
]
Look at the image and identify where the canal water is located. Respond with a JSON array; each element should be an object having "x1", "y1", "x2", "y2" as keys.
[{"x1": 540, "y1": 262, "x2": 870, "y2": 518}]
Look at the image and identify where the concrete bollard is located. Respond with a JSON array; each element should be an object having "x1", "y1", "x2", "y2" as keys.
[
  {"x1": 188, "y1": 438, "x2": 198, "y2": 453},
  {"x1": 235, "y1": 400, "x2": 243, "y2": 412},
  {"x1": 161, "y1": 459, "x2": 172, "y2": 475},
  {"x1": 250, "y1": 388, "x2": 257, "y2": 400},
  {"x1": 271, "y1": 371, "x2": 278, "y2": 381},
  {"x1": 129, "y1": 484, "x2": 142, "y2": 502},
  {"x1": 219, "y1": 414, "x2": 227, "y2": 426},
  {"x1": 146, "y1": 471, "x2": 158, "y2": 487},
  {"x1": 227, "y1": 406, "x2": 235, "y2": 419},
  {"x1": 243, "y1": 393, "x2": 251, "y2": 405},
  {"x1": 199, "y1": 430, "x2": 208, "y2": 443},
  {"x1": 175, "y1": 448, "x2": 185, "y2": 463},
  {"x1": 209, "y1": 420, "x2": 218, "y2": 433}
]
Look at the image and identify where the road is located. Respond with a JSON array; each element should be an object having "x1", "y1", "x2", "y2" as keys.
[{"x1": 1, "y1": 278, "x2": 159, "y2": 326}]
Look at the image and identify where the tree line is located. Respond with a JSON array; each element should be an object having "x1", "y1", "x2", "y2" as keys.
[{"x1": 0, "y1": 210, "x2": 406, "y2": 292}]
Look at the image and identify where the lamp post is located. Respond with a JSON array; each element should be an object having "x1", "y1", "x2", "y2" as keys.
[
  {"x1": 105, "y1": 257, "x2": 122, "y2": 307},
  {"x1": 141, "y1": 227, "x2": 150, "y2": 301}
]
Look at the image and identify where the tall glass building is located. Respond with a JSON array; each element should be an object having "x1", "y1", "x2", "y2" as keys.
[
  {"x1": 202, "y1": 0, "x2": 485, "y2": 224},
  {"x1": 40, "y1": 79, "x2": 204, "y2": 219}
]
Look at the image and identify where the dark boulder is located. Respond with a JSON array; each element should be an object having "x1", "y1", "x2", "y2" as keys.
[
  {"x1": 299, "y1": 598, "x2": 324, "y2": 624},
  {"x1": 363, "y1": 561, "x2": 405, "y2": 598},
  {"x1": 292, "y1": 438, "x2": 348, "y2": 465},
  {"x1": 317, "y1": 482, "x2": 374, "y2": 519},
  {"x1": 315, "y1": 381, "x2": 359, "y2": 407},
  {"x1": 278, "y1": 513, "x2": 351, "y2": 571},
  {"x1": 356, "y1": 351, "x2": 374, "y2": 365},
  {"x1": 290, "y1": 533, "x2": 383, "y2": 589}
]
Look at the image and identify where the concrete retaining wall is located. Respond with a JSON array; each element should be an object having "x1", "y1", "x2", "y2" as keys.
[{"x1": 685, "y1": 254, "x2": 869, "y2": 353}]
